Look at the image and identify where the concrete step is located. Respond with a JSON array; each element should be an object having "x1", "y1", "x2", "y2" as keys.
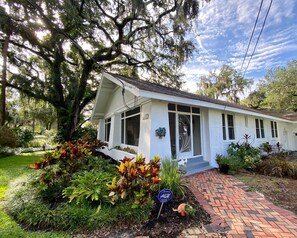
[
  {"x1": 186, "y1": 160, "x2": 209, "y2": 168},
  {"x1": 186, "y1": 156, "x2": 204, "y2": 166},
  {"x1": 185, "y1": 165, "x2": 214, "y2": 176}
]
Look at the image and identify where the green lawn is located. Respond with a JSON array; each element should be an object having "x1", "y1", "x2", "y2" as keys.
[{"x1": 0, "y1": 152, "x2": 70, "y2": 238}]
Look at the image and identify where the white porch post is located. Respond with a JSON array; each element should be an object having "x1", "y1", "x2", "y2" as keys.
[
  {"x1": 97, "y1": 119, "x2": 105, "y2": 141},
  {"x1": 109, "y1": 113, "x2": 121, "y2": 149}
]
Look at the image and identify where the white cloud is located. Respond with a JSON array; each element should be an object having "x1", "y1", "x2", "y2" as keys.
[{"x1": 183, "y1": 0, "x2": 297, "y2": 84}]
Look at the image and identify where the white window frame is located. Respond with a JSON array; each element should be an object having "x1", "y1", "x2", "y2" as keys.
[
  {"x1": 222, "y1": 113, "x2": 235, "y2": 141},
  {"x1": 271, "y1": 121, "x2": 278, "y2": 138},
  {"x1": 255, "y1": 118, "x2": 265, "y2": 138},
  {"x1": 121, "y1": 107, "x2": 141, "y2": 147},
  {"x1": 104, "y1": 118, "x2": 111, "y2": 142}
]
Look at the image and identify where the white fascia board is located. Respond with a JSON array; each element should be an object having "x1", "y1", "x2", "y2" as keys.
[
  {"x1": 139, "y1": 90, "x2": 295, "y2": 123},
  {"x1": 91, "y1": 77, "x2": 105, "y2": 122},
  {"x1": 104, "y1": 73, "x2": 140, "y2": 97}
]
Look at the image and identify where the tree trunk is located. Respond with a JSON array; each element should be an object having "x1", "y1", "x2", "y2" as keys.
[
  {"x1": 0, "y1": 31, "x2": 11, "y2": 126},
  {"x1": 56, "y1": 105, "x2": 81, "y2": 141}
]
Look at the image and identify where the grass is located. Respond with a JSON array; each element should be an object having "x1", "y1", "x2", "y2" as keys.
[{"x1": 0, "y1": 152, "x2": 70, "y2": 238}]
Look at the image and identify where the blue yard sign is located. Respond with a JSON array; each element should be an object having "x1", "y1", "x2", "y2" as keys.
[
  {"x1": 158, "y1": 189, "x2": 173, "y2": 203},
  {"x1": 157, "y1": 189, "x2": 173, "y2": 219}
]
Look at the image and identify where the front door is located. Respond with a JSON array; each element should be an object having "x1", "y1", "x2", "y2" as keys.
[{"x1": 178, "y1": 114, "x2": 192, "y2": 158}]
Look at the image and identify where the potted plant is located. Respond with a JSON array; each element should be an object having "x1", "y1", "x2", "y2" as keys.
[
  {"x1": 216, "y1": 154, "x2": 230, "y2": 174},
  {"x1": 155, "y1": 127, "x2": 166, "y2": 138}
]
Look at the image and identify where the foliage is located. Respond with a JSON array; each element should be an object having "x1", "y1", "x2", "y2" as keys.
[
  {"x1": 0, "y1": 126, "x2": 18, "y2": 148},
  {"x1": 256, "y1": 154, "x2": 297, "y2": 179},
  {"x1": 243, "y1": 60, "x2": 297, "y2": 112},
  {"x1": 216, "y1": 135, "x2": 261, "y2": 174},
  {"x1": 114, "y1": 146, "x2": 137, "y2": 154},
  {"x1": 0, "y1": 152, "x2": 69, "y2": 237},
  {"x1": 159, "y1": 158, "x2": 188, "y2": 199},
  {"x1": 0, "y1": 147, "x2": 15, "y2": 158},
  {"x1": 4, "y1": 174, "x2": 151, "y2": 231},
  {"x1": 31, "y1": 139, "x2": 106, "y2": 202},
  {"x1": 197, "y1": 64, "x2": 253, "y2": 103},
  {"x1": 72, "y1": 123, "x2": 97, "y2": 142},
  {"x1": 63, "y1": 170, "x2": 114, "y2": 207},
  {"x1": 260, "y1": 142, "x2": 272, "y2": 154},
  {"x1": 215, "y1": 154, "x2": 242, "y2": 174},
  {"x1": 13, "y1": 128, "x2": 34, "y2": 147},
  {"x1": 2, "y1": 0, "x2": 208, "y2": 140},
  {"x1": 107, "y1": 155, "x2": 161, "y2": 208}
]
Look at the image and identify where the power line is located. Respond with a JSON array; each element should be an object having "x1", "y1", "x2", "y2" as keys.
[
  {"x1": 243, "y1": 0, "x2": 273, "y2": 77},
  {"x1": 240, "y1": 0, "x2": 264, "y2": 72}
]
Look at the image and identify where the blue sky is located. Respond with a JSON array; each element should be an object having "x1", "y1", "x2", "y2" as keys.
[{"x1": 182, "y1": 0, "x2": 297, "y2": 93}]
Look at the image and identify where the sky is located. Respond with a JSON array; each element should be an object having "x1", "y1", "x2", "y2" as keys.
[{"x1": 182, "y1": 0, "x2": 297, "y2": 94}]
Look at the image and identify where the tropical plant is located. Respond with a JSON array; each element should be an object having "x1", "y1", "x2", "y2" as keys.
[
  {"x1": 31, "y1": 139, "x2": 106, "y2": 202},
  {"x1": 107, "y1": 155, "x2": 161, "y2": 208},
  {"x1": 63, "y1": 171, "x2": 114, "y2": 210},
  {"x1": 159, "y1": 158, "x2": 188, "y2": 199},
  {"x1": 260, "y1": 142, "x2": 272, "y2": 154}
]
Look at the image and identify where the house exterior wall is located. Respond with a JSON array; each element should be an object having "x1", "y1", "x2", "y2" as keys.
[
  {"x1": 207, "y1": 108, "x2": 297, "y2": 167},
  {"x1": 95, "y1": 80, "x2": 297, "y2": 167}
]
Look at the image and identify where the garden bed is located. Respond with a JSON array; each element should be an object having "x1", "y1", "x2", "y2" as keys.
[
  {"x1": 235, "y1": 171, "x2": 297, "y2": 215},
  {"x1": 75, "y1": 187, "x2": 211, "y2": 238}
]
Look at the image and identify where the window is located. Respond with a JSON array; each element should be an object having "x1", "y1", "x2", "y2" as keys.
[
  {"x1": 255, "y1": 119, "x2": 265, "y2": 138},
  {"x1": 168, "y1": 103, "x2": 200, "y2": 114},
  {"x1": 271, "y1": 121, "x2": 278, "y2": 138},
  {"x1": 121, "y1": 107, "x2": 140, "y2": 146},
  {"x1": 105, "y1": 118, "x2": 111, "y2": 142},
  {"x1": 222, "y1": 113, "x2": 235, "y2": 140}
]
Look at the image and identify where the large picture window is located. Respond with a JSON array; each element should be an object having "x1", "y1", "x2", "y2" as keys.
[
  {"x1": 222, "y1": 113, "x2": 235, "y2": 140},
  {"x1": 255, "y1": 119, "x2": 265, "y2": 138},
  {"x1": 121, "y1": 107, "x2": 140, "y2": 146},
  {"x1": 271, "y1": 121, "x2": 278, "y2": 138},
  {"x1": 105, "y1": 118, "x2": 111, "y2": 142}
]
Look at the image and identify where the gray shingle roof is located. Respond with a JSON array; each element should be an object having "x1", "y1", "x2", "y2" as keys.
[{"x1": 109, "y1": 73, "x2": 297, "y2": 122}]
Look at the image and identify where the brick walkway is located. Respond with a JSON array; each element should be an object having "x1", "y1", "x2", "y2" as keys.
[{"x1": 184, "y1": 170, "x2": 297, "y2": 238}]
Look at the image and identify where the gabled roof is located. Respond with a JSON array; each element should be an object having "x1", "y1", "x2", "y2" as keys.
[{"x1": 92, "y1": 72, "x2": 297, "y2": 122}]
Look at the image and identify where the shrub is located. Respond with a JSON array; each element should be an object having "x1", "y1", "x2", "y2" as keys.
[
  {"x1": 31, "y1": 139, "x2": 107, "y2": 202},
  {"x1": 107, "y1": 155, "x2": 161, "y2": 208},
  {"x1": 5, "y1": 174, "x2": 151, "y2": 231},
  {"x1": 12, "y1": 128, "x2": 34, "y2": 147},
  {"x1": 216, "y1": 154, "x2": 243, "y2": 174},
  {"x1": 159, "y1": 158, "x2": 188, "y2": 199},
  {"x1": 72, "y1": 124, "x2": 97, "y2": 142},
  {"x1": 63, "y1": 170, "x2": 114, "y2": 208},
  {"x1": 0, "y1": 126, "x2": 18, "y2": 148},
  {"x1": 0, "y1": 146, "x2": 15, "y2": 158},
  {"x1": 256, "y1": 155, "x2": 297, "y2": 179},
  {"x1": 260, "y1": 142, "x2": 272, "y2": 154}
]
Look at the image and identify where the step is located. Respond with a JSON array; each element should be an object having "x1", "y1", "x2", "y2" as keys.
[
  {"x1": 186, "y1": 160, "x2": 209, "y2": 169},
  {"x1": 186, "y1": 156, "x2": 204, "y2": 166},
  {"x1": 185, "y1": 165, "x2": 214, "y2": 176}
]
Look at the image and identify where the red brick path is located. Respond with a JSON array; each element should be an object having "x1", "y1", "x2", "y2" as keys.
[{"x1": 186, "y1": 170, "x2": 297, "y2": 238}]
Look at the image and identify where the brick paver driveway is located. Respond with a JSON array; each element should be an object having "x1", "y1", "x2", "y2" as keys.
[{"x1": 186, "y1": 170, "x2": 297, "y2": 238}]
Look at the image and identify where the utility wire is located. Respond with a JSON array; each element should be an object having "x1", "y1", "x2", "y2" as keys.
[
  {"x1": 240, "y1": 0, "x2": 264, "y2": 72},
  {"x1": 243, "y1": 0, "x2": 273, "y2": 77}
]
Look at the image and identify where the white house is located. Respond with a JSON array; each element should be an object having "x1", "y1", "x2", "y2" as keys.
[{"x1": 91, "y1": 72, "x2": 297, "y2": 175}]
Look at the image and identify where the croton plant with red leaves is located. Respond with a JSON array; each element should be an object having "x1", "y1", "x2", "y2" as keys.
[
  {"x1": 31, "y1": 139, "x2": 106, "y2": 186},
  {"x1": 107, "y1": 155, "x2": 161, "y2": 208}
]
